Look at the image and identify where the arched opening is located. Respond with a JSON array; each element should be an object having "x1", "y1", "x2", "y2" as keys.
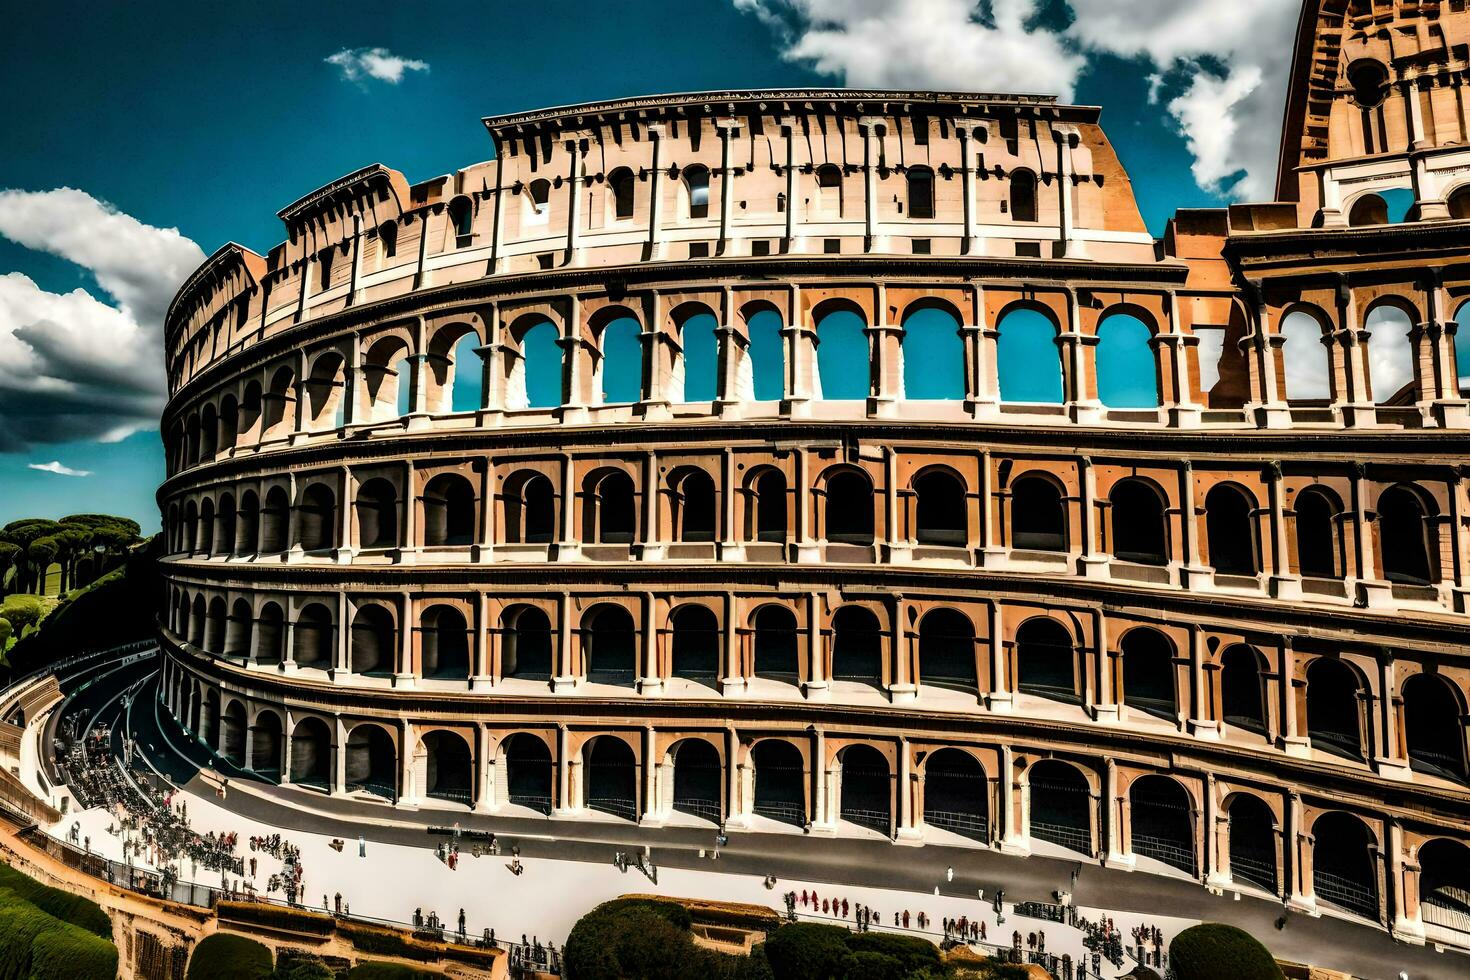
[
  {"x1": 923, "y1": 749, "x2": 988, "y2": 842},
  {"x1": 584, "y1": 736, "x2": 638, "y2": 821},
  {"x1": 219, "y1": 396, "x2": 239, "y2": 451},
  {"x1": 747, "y1": 308, "x2": 785, "y2": 402},
  {"x1": 751, "y1": 740, "x2": 806, "y2": 826},
  {"x1": 503, "y1": 472, "x2": 556, "y2": 545},
  {"x1": 1349, "y1": 193, "x2": 1388, "y2": 227},
  {"x1": 1009, "y1": 169, "x2": 1037, "y2": 223},
  {"x1": 423, "y1": 731, "x2": 473, "y2": 806},
  {"x1": 512, "y1": 319, "x2": 563, "y2": 410},
  {"x1": 997, "y1": 308, "x2": 1063, "y2": 403},
  {"x1": 350, "y1": 605, "x2": 395, "y2": 677},
  {"x1": 583, "y1": 605, "x2": 636, "y2": 686},
  {"x1": 1457, "y1": 299, "x2": 1470, "y2": 398},
  {"x1": 825, "y1": 470, "x2": 874, "y2": 545},
  {"x1": 289, "y1": 718, "x2": 331, "y2": 788},
  {"x1": 1129, "y1": 776, "x2": 1195, "y2": 875},
  {"x1": 914, "y1": 470, "x2": 967, "y2": 546},
  {"x1": 1402, "y1": 674, "x2": 1467, "y2": 781},
  {"x1": 918, "y1": 609, "x2": 977, "y2": 692},
  {"x1": 446, "y1": 332, "x2": 484, "y2": 413},
  {"x1": 586, "y1": 470, "x2": 636, "y2": 544},
  {"x1": 503, "y1": 733, "x2": 553, "y2": 814},
  {"x1": 501, "y1": 605, "x2": 553, "y2": 680},
  {"x1": 296, "y1": 483, "x2": 337, "y2": 553},
  {"x1": 345, "y1": 725, "x2": 397, "y2": 799},
  {"x1": 377, "y1": 221, "x2": 398, "y2": 261},
  {"x1": 1281, "y1": 310, "x2": 1332, "y2": 401},
  {"x1": 204, "y1": 597, "x2": 227, "y2": 654},
  {"x1": 1121, "y1": 628, "x2": 1176, "y2": 719},
  {"x1": 753, "y1": 605, "x2": 799, "y2": 683},
  {"x1": 1365, "y1": 305, "x2": 1416, "y2": 404},
  {"x1": 677, "y1": 310, "x2": 719, "y2": 402},
  {"x1": 188, "y1": 595, "x2": 205, "y2": 647},
  {"x1": 224, "y1": 598, "x2": 253, "y2": 660},
  {"x1": 220, "y1": 701, "x2": 247, "y2": 767},
  {"x1": 260, "y1": 486, "x2": 289, "y2": 554},
  {"x1": 200, "y1": 404, "x2": 218, "y2": 460},
  {"x1": 1096, "y1": 314, "x2": 1159, "y2": 408},
  {"x1": 250, "y1": 712, "x2": 283, "y2": 781},
  {"x1": 255, "y1": 603, "x2": 284, "y2": 666},
  {"x1": 683, "y1": 165, "x2": 710, "y2": 219},
  {"x1": 815, "y1": 164, "x2": 843, "y2": 217},
  {"x1": 831, "y1": 606, "x2": 883, "y2": 688},
  {"x1": 526, "y1": 179, "x2": 551, "y2": 219},
  {"x1": 670, "y1": 604, "x2": 720, "y2": 684},
  {"x1": 1305, "y1": 658, "x2": 1363, "y2": 758},
  {"x1": 815, "y1": 308, "x2": 868, "y2": 400},
  {"x1": 422, "y1": 474, "x2": 476, "y2": 547},
  {"x1": 1220, "y1": 644, "x2": 1267, "y2": 734},
  {"x1": 355, "y1": 478, "x2": 399, "y2": 551},
  {"x1": 1205, "y1": 484, "x2": 1258, "y2": 576},
  {"x1": 839, "y1": 745, "x2": 890, "y2": 834},
  {"x1": 182, "y1": 501, "x2": 198, "y2": 556},
  {"x1": 672, "y1": 469, "x2": 716, "y2": 542},
  {"x1": 1418, "y1": 839, "x2": 1470, "y2": 941},
  {"x1": 751, "y1": 469, "x2": 787, "y2": 543},
  {"x1": 595, "y1": 316, "x2": 642, "y2": 404},
  {"x1": 1295, "y1": 488, "x2": 1342, "y2": 579},
  {"x1": 906, "y1": 167, "x2": 935, "y2": 219},
  {"x1": 236, "y1": 491, "x2": 260, "y2": 556},
  {"x1": 1011, "y1": 475, "x2": 1066, "y2": 551},
  {"x1": 1227, "y1": 794, "x2": 1278, "y2": 893},
  {"x1": 1378, "y1": 485, "x2": 1436, "y2": 584},
  {"x1": 293, "y1": 603, "x2": 334, "y2": 669},
  {"x1": 263, "y1": 366, "x2": 295, "y2": 436},
  {"x1": 421, "y1": 605, "x2": 470, "y2": 680},
  {"x1": 901, "y1": 305, "x2": 963, "y2": 399},
  {"x1": 1028, "y1": 761, "x2": 1091, "y2": 855},
  {"x1": 363, "y1": 338, "x2": 414, "y2": 421},
  {"x1": 1312, "y1": 812, "x2": 1380, "y2": 919},
  {"x1": 304, "y1": 353, "x2": 345, "y2": 428},
  {"x1": 198, "y1": 498, "x2": 216, "y2": 555},
  {"x1": 608, "y1": 168, "x2": 636, "y2": 220},
  {"x1": 215, "y1": 494, "x2": 237, "y2": 556},
  {"x1": 448, "y1": 196, "x2": 473, "y2": 246},
  {"x1": 1016, "y1": 618, "x2": 1076, "y2": 703},
  {"x1": 1111, "y1": 479, "x2": 1168, "y2": 565},
  {"x1": 672, "y1": 739, "x2": 721, "y2": 823},
  {"x1": 1450, "y1": 188, "x2": 1470, "y2": 220}
]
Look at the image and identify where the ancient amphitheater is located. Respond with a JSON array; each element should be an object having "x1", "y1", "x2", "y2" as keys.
[{"x1": 155, "y1": 0, "x2": 1470, "y2": 952}]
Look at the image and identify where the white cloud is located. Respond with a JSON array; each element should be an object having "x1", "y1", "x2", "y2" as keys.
[
  {"x1": 734, "y1": 0, "x2": 1298, "y2": 200},
  {"x1": 0, "y1": 188, "x2": 204, "y2": 450},
  {"x1": 325, "y1": 47, "x2": 430, "y2": 86},
  {"x1": 28, "y1": 460, "x2": 92, "y2": 477}
]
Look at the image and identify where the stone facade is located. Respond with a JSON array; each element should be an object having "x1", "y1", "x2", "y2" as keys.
[{"x1": 157, "y1": 2, "x2": 1470, "y2": 952}]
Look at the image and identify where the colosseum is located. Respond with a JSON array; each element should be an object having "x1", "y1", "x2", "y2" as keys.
[{"x1": 156, "y1": 0, "x2": 1470, "y2": 953}]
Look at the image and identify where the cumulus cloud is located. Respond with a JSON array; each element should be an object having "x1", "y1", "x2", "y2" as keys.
[
  {"x1": 325, "y1": 47, "x2": 430, "y2": 86},
  {"x1": 0, "y1": 188, "x2": 205, "y2": 450},
  {"x1": 734, "y1": 0, "x2": 1298, "y2": 200},
  {"x1": 28, "y1": 461, "x2": 92, "y2": 477}
]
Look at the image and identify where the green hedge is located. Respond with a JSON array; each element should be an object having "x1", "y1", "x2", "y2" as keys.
[
  {"x1": 187, "y1": 934, "x2": 273, "y2": 980},
  {"x1": 1169, "y1": 924, "x2": 1283, "y2": 980},
  {"x1": 0, "y1": 886, "x2": 117, "y2": 980},
  {"x1": 761, "y1": 922, "x2": 854, "y2": 980},
  {"x1": 272, "y1": 955, "x2": 336, "y2": 980},
  {"x1": 216, "y1": 900, "x2": 336, "y2": 936},
  {"x1": 0, "y1": 862, "x2": 111, "y2": 938},
  {"x1": 345, "y1": 964, "x2": 443, "y2": 980},
  {"x1": 564, "y1": 899, "x2": 746, "y2": 980},
  {"x1": 338, "y1": 923, "x2": 437, "y2": 962}
]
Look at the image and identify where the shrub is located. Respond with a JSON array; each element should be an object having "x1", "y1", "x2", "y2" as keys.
[
  {"x1": 273, "y1": 956, "x2": 336, "y2": 980},
  {"x1": 760, "y1": 922, "x2": 854, "y2": 980},
  {"x1": 187, "y1": 934, "x2": 274, "y2": 980},
  {"x1": 0, "y1": 886, "x2": 117, "y2": 980},
  {"x1": 1169, "y1": 924, "x2": 1283, "y2": 980},
  {"x1": 845, "y1": 932, "x2": 941, "y2": 974},
  {"x1": 0, "y1": 863, "x2": 111, "y2": 938},
  {"x1": 216, "y1": 900, "x2": 336, "y2": 936},
  {"x1": 594, "y1": 897, "x2": 694, "y2": 930},
  {"x1": 346, "y1": 964, "x2": 443, "y2": 979},
  {"x1": 338, "y1": 923, "x2": 436, "y2": 962},
  {"x1": 564, "y1": 901, "x2": 735, "y2": 980}
]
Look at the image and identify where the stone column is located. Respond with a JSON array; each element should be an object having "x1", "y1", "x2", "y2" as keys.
[
  {"x1": 1188, "y1": 625, "x2": 1220, "y2": 739},
  {"x1": 784, "y1": 286, "x2": 817, "y2": 415},
  {"x1": 987, "y1": 599, "x2": 1011, "y2": 712},
  {"x1": 1280, "y1": 638, "x2": 1309, "y2": 758},
  {"x1": 1104, "y1": 759, "x2": 1134, "y2": 867},
  {"x1": 1351, "y1": 464, "x2": 1393, "y2": 608},
  {"x1": 1000, "y1": 744, "x2": 1026, "y2": 854},
  {"x1": 1077, "y1": 456, "x2": 1109, "y2": 578},
  {"x1": 1267, "y1": 462, "x2": 1302, "y2": 598},
  {"x1": 896, "y1": 739, "x2": 920, "y2": 842},
  {"x1": 1162, "y1": 291, "x2": 1203, "y2": 427},
  {"x1": 858, "y1": 119, "x2": 882, "y2": 251},
  {"x1": 1178, "y1": 460, "x2": 1210, "y2": 588},
  {"x1": 1337, "y1": 279, "x2": 1377, "y2": 427},
  {"x1": 1242, "y1": 282, "x2": 1291, "y2": 428},
  {"x1": 781, "y1": 119, "x2": 801, "y2": 251},
  {"x1": 725, "y1": 727, "x2": 746, "y2": 828},
  {"x1": 1375, "y1": 654, "x2": 1410, "y2": 778},
  {"x1": 1285, "y1": 793, "x2": 1316, "y2": 912},
  {"x1": 962, "y1": 282, "x2": 1000, "y2": 419},
  {"x1": 394, "y1": 590, "x2": 415, "y2": 688},
  {"x1": 716, "y1": 119, "x2": 739, "y2": 254},
  {"x1": 1092, "y1": 608, "x2": 1116, "y2": 721},
  {"x1": 563, "y1": 137, "x2": 584, "y2": 264},
  {"x1": 721, "y1": 591, "x2": 745, "y2": 693},
  {"x1": 804, "y1": 591, "x2": 828, "y2": 699},
  {"x1": 890, "y1": 593, "x2": 916, "y2": 703},
  {"x1": 959, "y1": 127, "x2": 981, "y2": 254},
  {"x1": 332, "y1": 717, "x2": 348, "y2": 796},
  {"x1": 553, "y1": 725, "x2": 574, "y2": 817},
  {"x1": 639, "y1": 591, "x2": 661, "y2": 695},
  {"x1": 645, "y1": 127, "x2": 666, "y2": 261},
  {"x1": 398, "y1": 720, "x2": 417, "y2": 804},
  {"x1": 1061, "y1": 289, "x2": 1103, "y2": 423},
  {"x1": 640, "y1": 727, "x2": 661, "y2": 826},
  {"x1": 810, "y1": 727, "x2": 832, "y2": 832},
  {"x1": 1390, "y1": 818, "x2": 1427, "y2": 942}
]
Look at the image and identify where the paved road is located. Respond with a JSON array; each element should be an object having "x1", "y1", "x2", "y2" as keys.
[{"x1": 103, "y1": 667, "x2": 1469, "y2": 980}]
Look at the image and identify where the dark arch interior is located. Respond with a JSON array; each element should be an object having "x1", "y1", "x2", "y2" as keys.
[
  {"x1": 1227, "y1": 794, "x2": 1278, "y2": 893},
  {"x1": 677, "y1": 470, "x2": 716, "y2": 542},
  {"x1": 506, "y1": 473, "x2": 556, "y2": 544},
  {"x1": 289, "y1": 719, "x2": 331, "y2": 787},
  {"x1": 1418, "y1": 840, "x2": 1470, "y2": 933},
  {"x1": 293, "y1": 605, "x2": 333, "y2": 669},
  {"x1": 672, "y1": 739, "x2": 721, "y2": 823},
  {"x1": 255, "y1": 605, "x2": 285, "y2": 666},
  {"x1": 585, "y1": 606, "x2": 636, "y2": 685},
  {"x1": 356, "y1": 478, "x2": 399, "y2": 550},
  {"x1": 250, "y1": 712, "x2": 283, "y2": 780},
  {"x1": 1016, "y1": 618, "x2": 1075, "y2": 703},
  {"x1": 839, "y1": 745, "x2": 890, "y2": 833},
  {"x1": 1295, "y1": 489, "x2": 1341, "y2": 579},
  {"x1": 751, "y1": 740, "x2": 805, "y2": 826},
  {"x1": 424, "y1": 731, "x2": 472, "y2": 805},
  {"x1": 831, "y1": 606, "x2": 883, "y2": 687},
  {"x1": 1403, "y1": 675, "x2": 1467, "y2": 780},
  {"x1": 585, "y1": 736, "x2": 638, "y2": 821},
  {"x1": 923, "y1": 749, "x2": 988, "y2": 842},
  {"x1": 1306, "y1": 658, "x2": 1363, "y2": 758},
  {"x1": 421, "y1": 606, "x2": 470, "y2": 680},
  {"x1": 1379, "y1": 486, "x2": 1434, "y2": 585},
  {"x1": 1206, "y1": 485, "x2": 1258, "y2": 576},
  {"x1": 753, "y1": 470, "x2": 788, "y2": 543},
  {"x1": 1112, "y1": 480, "x2": 1168, "y2": 565},
  {"x1": 1129, "y1": 776, "x2": 1195, "y2": 875},
  {"x1": 423, "y1": 475, "x2": 476, "y2": 547},
  {"x1": 345, "y1": 725, "x2": 396, "y2": 799},
  {"x1": 1221, "y1": 645, "x2": 1267, "y2": 734},
  {"x1": 918, "y1": 609, "x2": 977, "y2": 691},
  {"x1": 825, "y1": 471, "x2": 874, "y2": 545},
  {"x1": 671, "y1": 605, "x2": 720, "y2": 683},
  {"x1": 220, "y1": 702, "x2": 247, "y2": 766},
  {"x1": 1312, "y1": 813, "x2": 1379, "y2": 918},
  {"x1": 753, "y1": 606, "x2": 799, "y2": 682},
  {"x1": 503, "y1": 734, "x2": 553, "y2": 813},
  {"x1": 350, "y1": 605, "x2": 394, "y2": 676},
  {"x1": 1349, "y1": 194, "x2": 1388, "y2": 227},
  {"x1": 503, "y1": 606, "x2": 552, "y2": 680},
  {"x1": 1028, "y1": 761, "x2": 1091, "y2": 855},
  {"x1": 1122, "y1": 628, "x2": 1176, "y2": 719},
  {"x1": 915, "y1": 471, "x2": 967, "y2": 546},
  {"x1": 591, "y1": 472, "x2": 636, "y2": 544},
  {"x1": 261, "y1": 488, "x2": 290, "y2": 553},
  {"x1": 1012, "y1": 476, "x2": 1066, "y2": 551},
  {"x1": 1010, "y1": 169, "x2": 1037, "y2": 223},
  {"x1": 297, "y1": 484, "x2": 337, "y2": 553}
]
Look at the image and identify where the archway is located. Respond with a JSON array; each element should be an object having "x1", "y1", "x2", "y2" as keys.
[
  {"x1": 423, "y1": 731, "x2": 473, "y2": 806},
  {"x1": 997, "y1": 308, "x2": 1063, "y2": 403},
  {"x1": 1227, "y1": 794, "x2": 1278, "y2": 893},
  {"x1": 923, "y1": 749, "x2": 988, "y2": 842},
  {"x1": 918, "y1": 609, "x2": 977, "y2": 692},
  {"x1": 1111, "y1": 479, "x2": 1168, "y2": 565},
  {"x1": 355, "y1": 478, "x2": 399, "y2": 551},
  {"x1": 584, "y1": 736, "x2": 638, "y2": 821},
  {"x1": 831, "y1": 606, "x2": 883, "y2": 688},
  {"x1": 293, "y1": 604, "x2": 333, "y2": 669},
  {"x1": 503, "y1": 472, "x2": 556, "y2": 544},
  {"x1": 421, "y1": 605, "x2": 470, "y2": 680},
  {"x1": 1011, "y1": 475, "x2": 1066, "y2": 551},
  {"x1": 584, "y1": 605, "x2": 636, "y2": 686},
  {"x1": 503, "y1": 733, "x2": 553, "y2": 814},
  {"x1": 1016, "y1": 618, "x2": 1075, "y2": 703},
  {"x1": 1365, "y1": 304, "x2": 1415, "y2": 404},
  {"x1": 296, "y1": 483, "x2": 337, "y2": 553},
  {"x1": 345, "y1": 725, "x2": 396, "y2": 799},
  {"x1": 753, "y1": 606, "x2": 799, "y2": 682},
  {"x1": 586, "y1": 471, "x2": 636, "y2": 544},
  {"x1": 1418, "y1": 839, "x2": 1470, "y2": 941},
  {"x1": 670, "y1": 604, "x2": 720, "y2": 684},
  {"x1": 289, "y1": 718, "x2": 331, "y2": 788},
  {"x1": 1305, "y1": 658, "x2": 1362, "y2": 758},
  {"x1": 1403, "y1": 674, "x2": 1467, "y2": 780},
  {"x1": 1122, "y1": 628, "x2": 1176, "y2": 719},
  {"x1": 839, "y1": 745, "x2": 891, "y2": 834},
  {"x1": 672, "y1": 469, "x2": 716, "y2": 543},
  {"x1": 220, "y1": 701, "x2": 247, "y2": 767},
  {"x1": 751, "y1": 469, "x2": 787, "y2": 543},
  {"x1": 902, "y1": 306, "x2": 963, "y2": 399},
  {"x1": 350, "y1": 605, "x2": 395, "y2": 677},
  {"x1": 1095, "y1": 314, "x2": 1158, "y2": 408},
  {"x1": 513, "y1": 319, "x2": 563, "y2": 410},
  {"x1": 422, "y1": 474, "x2": 475, "y2": 547},
  {"x1": 914, "y1": 470, "x2": 967, "y2": 546},
  {"x1": 595, "y1": 316, "x2": 642, "y2": 404},
  {"x1": 1220, "y1": 645, "x2": 1267, "y2": 734},
  {"x1": 1028, "y1": 761, "x2": 1092, "y2": 855},
  {"x1": 751, "y1": 740, "x2": 805, "y2": 826},
  {"x1": 1312, "y1": 812, "x2": 1379, "y2": 919},
  {"x1": 1205, "y1": 484, "x2": 1258, "y2": 576},
  {"x1": 260, "y1": 487, "x2": 289, "y2": 553},
  {"x1": 825, "y1": 470, "x2": 874, "y2": 545},
  {"x1": 1129, "y1": 776, "x2": 1195, "y2": 875},
  {"x1": 1295, "y1": 488, "x2": 1342, "y2": 579},
  {"x1": 1281, "y1": 309, "x2": 1332, "y2": 401},
  {"x1": 677, "y1": 310, "x2": 719, "y2": 402},
  {"x1": 255, "y1": 603, "x2": 285, "y2": 666},
  {"x1": 250, "y1": 712, "x2": 283, "y2": 780},
  {"x1": 501, "y1": 605, "x2": 553, "y2": 680},
  {"x1": 816, "y1": 308, "x2": 868, "y2": 400},
  {"x1": 747, "y1": 308, "x2": 785, "y2": 402},
  {"x1": 672, "y1": 739, "x2": 722, "y2": 823},
  {"x1": 1378, "y1": 485, "x2": 1435, "y2": 584}
]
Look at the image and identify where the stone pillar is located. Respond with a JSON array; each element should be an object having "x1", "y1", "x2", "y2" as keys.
[
  {"x1": 977, "y1": 449, "x2": 1004, "y2": 567},
  {"x1": 1061, "y1": 289, "x2": 1103, "y2": 423},
  {"x1": 1375, "y1": 654, "x2": 1410, "y2": 778},
  {"x1": 962, "y1": 282, "x2": 1000, "y2": 419},
  {"x1": 1162, "y1": 290, "x2": 1203, "y2": 426},
  {"x1": 553, "y1": 725, "x2": 574, "y2": 817},
  {"x1": 558, "y1": 453, "x2": 580, "y2": 562},
  {"x1": 1188, "y1": 625, "x2": 1219, "y2": 739},
  {"x1": 784, "y1": 287, "x2": 817, "y2": 415},
  {"x1": 1178, "y1": 461, "x2": 1210, "y2": 588},
  {"x1": 641, "y1": 450, "x2": 665, "y2": 560},
  {"x1": 1204, "y1": 773, "x2": 1231, "y2": 888},
  {"x1": 336, "y1": 465, "x2": 356, "y2": 564},
  {"x1": 1351, "y1": 464, "x2": 1393, "y2": 608},
  {"x1": 563, "y1": 137, "x2": 583, "y2": 264},
  {"x1": 640, "y1": 727, "x2": 661, "y2": 826},
  {"x1": 1285, "y1": 793, "x2": 1316, "y2": 912},
  {"x1": 645, "y1": 127, "x2": 666, "y2": 261},
  {"x1": 1280, "y1": 638, "x2": 1309, "y2": 758},
  {"x1": 987, "y1": 599, "x2": 1011, "y2": 712},
  {"x1": 475, "y1": 726, "x2": 496, "y2": 813},
  {"x1": 896, "y1": 739, "x2": 920, "y2": 842},
  {"x1": 721, "y1": 591, "x2": 745, "y2": 693},
  {"x1": 1105, "y1": 759, "x2": 1134, "y2": 867},
  {"x1": 639, "y1": 591, "x2": 661, "y2": 695},
  {"x1": 1000, "y1": 744, "x2": 1027, "y2": 854},
  {"x1": 804, "y1": 591, "x2": 828, "y2": 699},
  {"x1": 795, "y1": 446, "x2": 820, "y2": 563},
  {"x1": 858, "y1": 119, "x2": 882, "y2": 251},
  {"x1": 1092, "y1": 608, "x2": 1116, "y2": 721},
  {"x1": 331, "y1": 593, "x2": 350, "y2": 680},
  {"x1": 394, "y1": 590, "x2": 415, "y2": 687},
  {"x1": 959, "y1": 127, "x2": 981, "y2": 255},
  {"x1": 716, "y1": 119, "x2": 739, "y2": 254},
  {"x1": 725, "y1": 727, "x2": 745, "y2": 828},
  {"x1": 1242, "y1": 282, "x2": 1291, "y2": 428},
  {"x1": 810, "y1": 727, "x2": 832, "y2": 832},
  {"x1": 890, "y1": 593, "x2": 915, "y2": 703},
  {"x1": 1077, "y1": 456, "x2": 1108, "y2": 578},
  {"x1": 781, "y1": 120, "x2": 801, "y2": 251},
  {"x1": 1337, "y1": 279, "x2": 1377, "y2": 427},
  {"x1": 1267, "y1": 462, "x2": 1302, "y2": 598},
  {"x1": 1390, "y1": 819, "x2": 1427, "y2": 942},
  {"x1": 332, "y1": 717, "x2": 348, "y2": 796},
  {"x1": 1423, "y1": 271, "x2": 1470, "y2": 426},
  {"x1": 1053, "y1": 126, "x2": 1082, "y2": 258}
]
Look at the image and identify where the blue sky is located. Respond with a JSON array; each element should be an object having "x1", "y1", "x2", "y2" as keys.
[{"x1": 0, "y1": 1, "x2": 1296, "y2": 534}]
